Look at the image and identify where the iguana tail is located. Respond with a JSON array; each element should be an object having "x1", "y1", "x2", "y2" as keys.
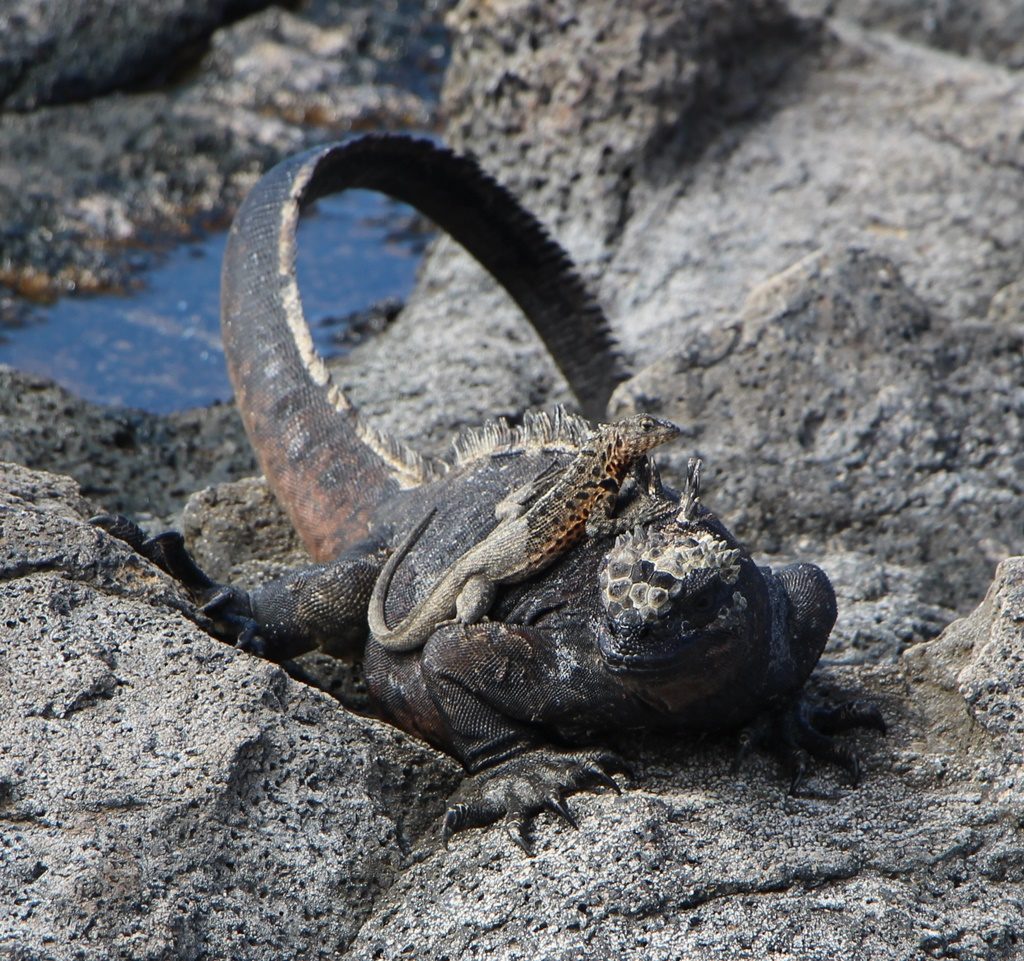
[{"x1": 221, "y1": 134, "x2": 625, "y2": 561}]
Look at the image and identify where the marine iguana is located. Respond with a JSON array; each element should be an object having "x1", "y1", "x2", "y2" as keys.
[
  {"x1": 94, "y1": 134, "x2": 884, "y2": 852},
  {"x1": 368, "y1": 413, "x2": 682, "y2": 652}
]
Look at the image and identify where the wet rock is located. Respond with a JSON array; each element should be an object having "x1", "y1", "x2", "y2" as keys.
[{"x1": 0, "y1": 1, "x2": 448, "y2": 306}]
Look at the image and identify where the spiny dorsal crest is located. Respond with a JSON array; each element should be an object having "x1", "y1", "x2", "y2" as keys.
[
  {"x1": 677, "y1": 456, "x2": 703, "y2": 525},
  {"x1": 449, "y1": 405, "x2": 592, "y2": 468}
]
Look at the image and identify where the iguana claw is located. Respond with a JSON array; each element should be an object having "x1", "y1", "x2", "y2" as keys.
[
  {"x1": 92, "y1": 513, "x2": 259, "y2": 647},
  {"x1": 440, "y1": 749, "x2": 627, "y2": 855},
  {"x1": 90, "y1": 513, "x2": 215, "y2": 593},
  {"x1": 544, "y1": 796, "x2": 579, "y2": 829},
  {"x1": 738, "y1": 696, "x2": 886, "y2": 793}
]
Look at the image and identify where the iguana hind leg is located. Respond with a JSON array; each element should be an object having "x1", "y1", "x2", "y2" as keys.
[
  {"x1": 413, "y1": 620, "x2": 627, "y2": 852},
  {"x1": 92, "y1": 513, "x2": 383, "y2": 662}
]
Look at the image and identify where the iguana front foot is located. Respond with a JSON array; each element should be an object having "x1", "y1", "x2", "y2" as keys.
[
  {"x1": 91, "y1": 514, "x2": 216, "y2": 595},
  {"x1": 738, "y1": 697, "x2": 886, "y2": 794},
  {"x1": 442, "y1": 749, "x2": 628, "y2": 855},
  {"x1": 91, "y1": 513, "x2": 258, "y2": 646}
]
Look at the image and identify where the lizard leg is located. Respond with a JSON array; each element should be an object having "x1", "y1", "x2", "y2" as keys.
[
  {"x1": 454, "y1": 575, "x2": 497, "y2": 624},
  {"x1": 494, "y1": 461, "x2": 562, "y2": 520},
  {"x1": 420, "y1": 622, "x2": 626, "y2": 853}
]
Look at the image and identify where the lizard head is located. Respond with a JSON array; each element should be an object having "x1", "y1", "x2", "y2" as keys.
[{"x1": 614, "y1": 414, "x2": 682, "y2": 455}]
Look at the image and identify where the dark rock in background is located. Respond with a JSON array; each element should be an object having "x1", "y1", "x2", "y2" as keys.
[
  {"x1": 0, "y1": 0, "x2": 274, "y2": 110},
  {"x1": 0, "y1": 0, "x2": 447, "y2": 309},
  {"x1": 0, "y1": 366, "x2": 254, "y2": 525},
  {"x1": 2, "y1": 0, "x2": 1024, "y2": 957}
]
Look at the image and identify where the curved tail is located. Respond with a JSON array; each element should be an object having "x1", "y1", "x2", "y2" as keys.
[{"x1": 221, "y1": 135, "x2": 625, "y2": 561}]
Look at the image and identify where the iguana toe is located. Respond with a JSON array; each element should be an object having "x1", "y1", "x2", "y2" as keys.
[
  {"x1": 440, "y1": 749, "x2": 626, "y2": 854},
  {"x1": 90, "y1": 513, "x2": 148, "y2": 551},
  {"x1": 810, "y1": 700, "x2": 887, "y2": 736},
  {"x1": 544, "y1": 795, "x2": 579, "y2": 829},
  {"x1": 743, "y1": 696, "x2": 886, "y2": 793},
  {"x1": 91, "y1": 515, "x2": 215, "y2": 592}
]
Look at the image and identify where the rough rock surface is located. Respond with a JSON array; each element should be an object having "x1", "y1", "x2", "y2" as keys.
[
  {"x1": 0, "y1": 463, "x2": 459, "y2": 959},
  {"x1": 2, "y1": 0, "x2": 1024, "y2": 958},
  {"x1": 791, "y1": 0, "x2": 1024, "y2": 68},
  {"x1": 611, "y1": 247, "x2": 1023, "y2": 608},
  {"x1": 0, "y1": 366, "x2": 254, "y2": 527}
]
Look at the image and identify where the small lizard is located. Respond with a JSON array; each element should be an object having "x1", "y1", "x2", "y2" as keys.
[{"x1": 367, "y1": 414, "x2": 682, "y2": 652}]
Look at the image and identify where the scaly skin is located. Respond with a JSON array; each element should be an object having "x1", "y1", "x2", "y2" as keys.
[
  {"x1": 220, "y1": 135, "x2": 626, "y2": 560},
  {"x1": 367, "y1": 414, "x2": 681, "y2": 652},
  {"x1": 93, "y1": 135, "x2": 886, "y2": 852}
]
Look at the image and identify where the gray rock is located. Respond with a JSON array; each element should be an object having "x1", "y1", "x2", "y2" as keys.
[
  {"x1": 778, "y1": 549, "x2": 956, "y2": 665},
  {"x1": 0, "y1": 462, "x2": 460, "y2": 960},
  {"x1": 602, "y1": 19, "x2": 1024, "y2": 339},
  {"x1": 905, "y1": 556, "x2": 1024, "y2": 758},
  {"x1": 339, "y1": 0, "x2": 813, "y2": 446},
  {"x1": 791, "y1": 0, "x2": 1024, "y2": 68},
  {"x1": 611, "y1": 247, "x2": 1022, "y2": 610},
  {"x1": 3, "y1": 0, "x2": 1024, "y2": 956}
]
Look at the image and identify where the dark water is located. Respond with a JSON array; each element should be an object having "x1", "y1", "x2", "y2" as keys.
[{"x1": 0, "y1": 191, "x2": 428, "y2": 413}]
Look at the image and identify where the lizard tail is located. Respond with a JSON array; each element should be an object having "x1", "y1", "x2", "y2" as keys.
[
  {"x1": 367, "y1": 508, "x2": 439, "y2": 652},
  {"x1": 222, "y1": 135, "x2": 625, "y2": 562}
]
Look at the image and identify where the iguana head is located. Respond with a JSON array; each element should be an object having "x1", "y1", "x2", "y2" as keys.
[
  {"x1": 593, "y1": 458, "x2": 826, "y2": 726},
  {"x1": 596, "y1": 521, "x2": 755, "y2": 675}
]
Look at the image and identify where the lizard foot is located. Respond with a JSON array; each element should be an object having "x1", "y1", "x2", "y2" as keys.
[
  {"x1": 442, "y1": 749, "x2": 628, "y2": 855},
  {"x1": 736, "y1": 697, "x2": 886, "y2": 794}
]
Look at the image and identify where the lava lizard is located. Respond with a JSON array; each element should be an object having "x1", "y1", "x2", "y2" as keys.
[{"x1": 367, "y1": 413, "x2": 681, "y2": 652}]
